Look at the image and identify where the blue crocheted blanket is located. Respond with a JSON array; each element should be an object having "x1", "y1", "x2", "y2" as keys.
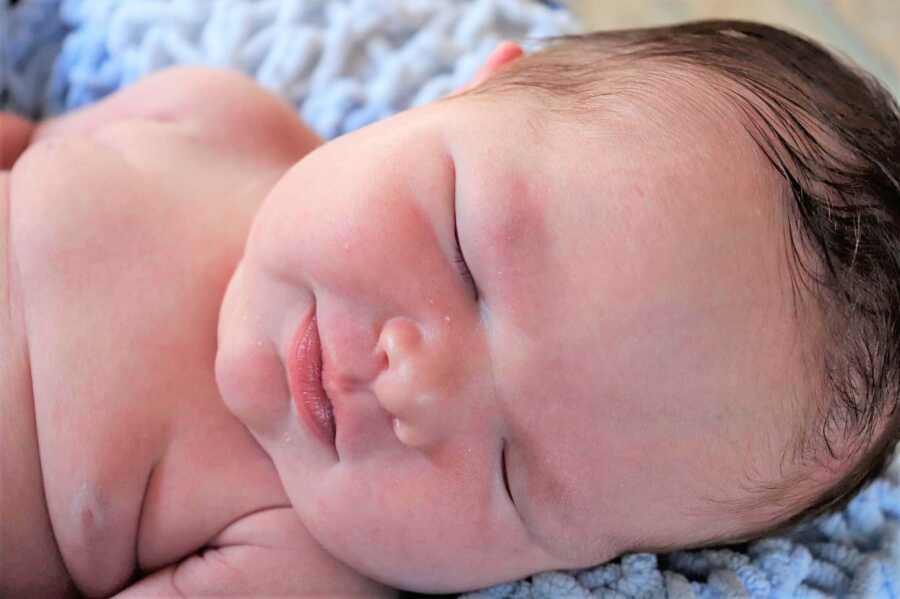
[{"x1": 4, "y1": 1, "x2": 899, "y2": 597}]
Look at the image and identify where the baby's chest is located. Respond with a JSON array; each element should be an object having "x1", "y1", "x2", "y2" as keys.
[{"x1": 8, "y1": 126, "x2": 289, "y2": 593}]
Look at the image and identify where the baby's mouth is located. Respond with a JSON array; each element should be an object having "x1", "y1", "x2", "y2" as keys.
[{"x1": 287, "y1": 311, "x2": 337, "y2": 450}]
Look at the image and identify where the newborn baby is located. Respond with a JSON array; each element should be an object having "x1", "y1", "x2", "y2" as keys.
[{"x1": 3, "y1": 20, "x2": 899, "y2": 598}]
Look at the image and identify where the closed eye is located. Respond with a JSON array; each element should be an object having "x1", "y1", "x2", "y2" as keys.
[
  {"x1": 450, "y1": 160, "x2": 478, "y2": 300},
  {"x1": 453, "y1": 211, "x2": 478, "y2": 298},
  {"x1": 501, "y1": 440, "x2": 514, "y2": 504},
  {"x1": 452, "y1": 224, "x2": 472, "y2": 276}
]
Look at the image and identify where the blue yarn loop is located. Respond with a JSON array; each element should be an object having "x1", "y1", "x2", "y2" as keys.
[{"x1": 4, "y1": 1, "x2": 900, "y2": 597}]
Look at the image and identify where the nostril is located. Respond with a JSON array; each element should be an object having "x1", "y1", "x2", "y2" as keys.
[
  {"x1": 377, "y1": 316, "x2": 422, "y2": 368},
  {"x1": 374, "y1": 346, "x2": 389, "y2": 371},
  {"x1": 373, "y1": 317, "x2": 424, "y2": 426}
]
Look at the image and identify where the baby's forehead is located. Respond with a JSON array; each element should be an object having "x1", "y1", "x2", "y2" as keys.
[
  {"x1": 534, "y1": 62, "x2": 774, "y2": 162},
  {"x1": 459, "y1": 78, "x2": 797, "y2": 343},
  {"x1": 484, "y1": 135, "x2": 810, "y2": 497},
  {"x1": 555, "y1": 86, "x2": 781, "y2": 222}
]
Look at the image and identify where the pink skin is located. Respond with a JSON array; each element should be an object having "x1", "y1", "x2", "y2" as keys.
[{"x1": 216, "y1": 44, "x2": 844, "y2": 593}]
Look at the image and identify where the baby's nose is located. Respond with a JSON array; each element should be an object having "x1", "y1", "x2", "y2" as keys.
[{"x1": 373, "y1": 316, "x2": 465, "y2": 448}]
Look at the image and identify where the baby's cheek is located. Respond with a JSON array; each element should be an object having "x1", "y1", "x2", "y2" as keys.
[
  {"x1": 215, "y1": 336, "x2": 289, "y2": 435},
  {"x1": 215, "y1": 271, "x2": 292, "y2": 438}
]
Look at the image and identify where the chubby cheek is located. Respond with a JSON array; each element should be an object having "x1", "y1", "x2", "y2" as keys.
[
  {"x1": 215, "y1": 340, "x2": 288, "y2": 438},
  {"x1": 251, "y1": 150, "x2": 446, "y2": 306},
  {"x1": 292, "y1": 451, "x2": 516, "y2": 591},
  {"x1": 216, "y1": 260, "x2": 317, "y2": 449},
  {"x1": 216, "y1": 265, "x2": 289, "y2": 434}
]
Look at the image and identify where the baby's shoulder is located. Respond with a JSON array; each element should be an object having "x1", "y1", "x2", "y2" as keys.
[
  {"x1": 10, "y1": 131, "x2": 161, "y2": 273},
  {"x1": 8, "y1": 127, "x2": 218, "y2": 310},
  {"x1": 5, "y1": 125, "x2": 285, "y2": 595},
  {"x1": 9, "y1": 115, "x2": 275, "y2": 290},
  {"x1": 35, "y1": 67, "x2": 322, "y2": 167}
]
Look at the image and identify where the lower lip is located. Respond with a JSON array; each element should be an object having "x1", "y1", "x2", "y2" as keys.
[{"x1": 286, "y1": 310, "x2": 336, "y2": 449}]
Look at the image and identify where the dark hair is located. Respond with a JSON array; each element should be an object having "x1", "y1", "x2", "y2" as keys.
[{"x1": 462, "y1": 20, "x2": 900, "y2": 545}]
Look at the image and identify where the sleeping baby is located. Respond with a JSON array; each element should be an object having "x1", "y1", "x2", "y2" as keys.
[{"x1": 2, "y1": 19, "x2": 899, "y2": 598}]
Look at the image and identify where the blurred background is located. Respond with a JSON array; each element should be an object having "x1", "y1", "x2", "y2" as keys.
[
  {"x1": 563, "y1": 0, "x2": 899, "y2": 98},
  {"x1": 4, "y1": 0, "x2": 898, "y2": 127}
]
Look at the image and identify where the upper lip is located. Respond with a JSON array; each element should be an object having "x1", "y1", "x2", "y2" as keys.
[
  {"x1": 317, "y1": 330, "x2": 386, "y2": 459},
  {"x1": 308, "y1": 315, "x2": 397, "y2": 459},
  {"x1": 321, "y1": 366, "x2": 352, "y2": 400},
  {"x1": 320, "y1": 352, "x2": 353, "y2": 452}
]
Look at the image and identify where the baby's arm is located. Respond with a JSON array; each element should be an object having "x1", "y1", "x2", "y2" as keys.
[{"x1": 113, "y1": 508, "x2": 397, "y2": 598}]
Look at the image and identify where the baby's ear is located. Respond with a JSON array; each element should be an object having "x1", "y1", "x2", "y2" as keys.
[{"x1": 456, "y1": 41, "x2": 524, "y2": 94}]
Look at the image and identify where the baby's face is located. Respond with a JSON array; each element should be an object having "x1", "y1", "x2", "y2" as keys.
[{"x1": 216, "y1": 90, "x2": 824, "y2": 592}]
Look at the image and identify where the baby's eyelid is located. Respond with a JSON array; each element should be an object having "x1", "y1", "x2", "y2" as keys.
[
  {"x1": 451, "y1": 173, "x2": 479, "y2": 299},
  {"x1": 502, "y1": 440, "x2": 515, "y2": 505}
]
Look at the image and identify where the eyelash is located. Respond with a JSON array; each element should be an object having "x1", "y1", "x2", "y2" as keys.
[
  {"x1": 501, "y1": 440, "x2": 513, "y2": 504},
  {"x1": 452, "y1": 218, "x2": 478, "y2": 296}
]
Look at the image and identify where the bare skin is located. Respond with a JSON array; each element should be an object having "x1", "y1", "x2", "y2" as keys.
[
  {"x1": 2, "y1": 40, "x2": 855, "y2": 597},
  {"x1": 216, "y1": 45, "x2": 855, "y2": 594},
  {"x1": 1, "y1": 68, "x2": 395, "y2": 598}
]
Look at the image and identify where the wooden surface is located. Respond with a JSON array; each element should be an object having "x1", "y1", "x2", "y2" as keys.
[{"x1": 562, "y1": 0, "x2": 899, "y2": 99}]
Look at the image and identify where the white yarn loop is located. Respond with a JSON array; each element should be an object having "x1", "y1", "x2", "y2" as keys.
[{"x1": 28, "y1": 0, "x2": 580, "y2": 137}]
